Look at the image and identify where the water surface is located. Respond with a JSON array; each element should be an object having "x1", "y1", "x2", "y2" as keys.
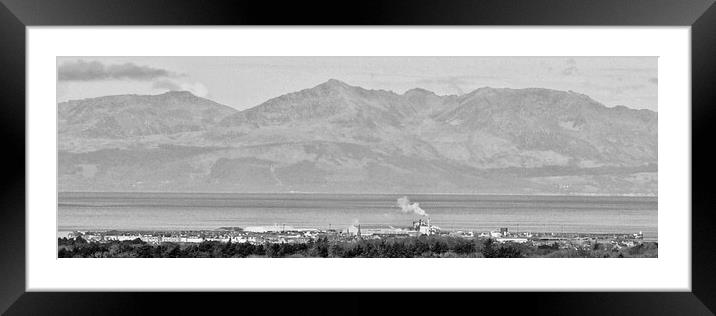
[{"x1": 58, "y1": 192, "x2": 658, "y2": 239}]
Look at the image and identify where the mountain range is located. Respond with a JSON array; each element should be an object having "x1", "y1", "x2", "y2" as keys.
[{"x1": 58, "y1": 79, "x2": 657, "y2": 195}]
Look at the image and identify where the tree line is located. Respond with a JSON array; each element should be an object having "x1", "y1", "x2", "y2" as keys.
[{"x1": 57, "y1": 236, "x2": 657, "y2": 258}]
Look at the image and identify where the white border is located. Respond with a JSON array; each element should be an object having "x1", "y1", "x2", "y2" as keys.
[{"x1": 27, "y1": 27, "x2": 690, "y2": 291}]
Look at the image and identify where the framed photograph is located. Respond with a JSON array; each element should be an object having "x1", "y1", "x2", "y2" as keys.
[{"x1": 2, "y1": 0, "x2": 715, "y2": 314}]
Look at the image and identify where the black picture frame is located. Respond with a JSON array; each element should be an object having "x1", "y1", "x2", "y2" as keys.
[{"x1": 1, "y1": 0, "x2": 715, "y2": 314}]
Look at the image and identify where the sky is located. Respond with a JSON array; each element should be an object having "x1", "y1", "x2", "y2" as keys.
[{"x1": 57, "y1": 57, "x2": 658, "y2": 111}]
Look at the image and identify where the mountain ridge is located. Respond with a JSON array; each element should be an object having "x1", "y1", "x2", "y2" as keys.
[{"x1": 57, "y1": 80, "x2": 657, "y2": 195}]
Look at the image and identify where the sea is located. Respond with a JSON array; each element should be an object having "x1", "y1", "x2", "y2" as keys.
[{"x1": 57, "y1": 192, "x2": 658, "y2": 240}]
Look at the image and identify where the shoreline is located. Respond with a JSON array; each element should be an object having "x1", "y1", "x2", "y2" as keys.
[{"x1": 58, "y1": 228, "x2": 657, "y2": 242}]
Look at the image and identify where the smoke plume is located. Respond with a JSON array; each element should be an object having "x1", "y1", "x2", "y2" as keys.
[{"x1": 396, "y1": 196, "x2": 428, "y2": 217}]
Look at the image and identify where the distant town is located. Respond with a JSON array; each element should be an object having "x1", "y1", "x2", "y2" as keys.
[{"x1": 58, "y1": 217, "x2": 655, "y2": 258}]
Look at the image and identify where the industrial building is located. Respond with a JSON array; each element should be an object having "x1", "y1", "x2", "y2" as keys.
[{"x1": 412, "y1": 217, "x2": 440, "y2": 236}]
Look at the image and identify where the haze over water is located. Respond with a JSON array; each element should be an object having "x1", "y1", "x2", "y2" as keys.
[{"x1": 58, "y1": 192, "x2": 657, "y2": 240}]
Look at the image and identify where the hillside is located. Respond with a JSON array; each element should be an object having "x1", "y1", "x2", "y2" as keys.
[{"x1": 58, "y1": 80, "x2": 657, "y2": 195}]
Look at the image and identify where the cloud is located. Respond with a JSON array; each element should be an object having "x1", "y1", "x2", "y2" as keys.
[
  {"x1": 560, "y1": 59, "x2": 580, "y2": 76},
  {"x1": 152, "y1": 79, "x2": 209, "y2": 97},
  {"x1": 601, "y1": 67, "x2": 656, "y2": 73},
  {"x1": 58, "y1": 60, "x2": 174, "y2": 81},
  {"x1": 561, "y1": 66, "x2": 579, "y2": 76}
]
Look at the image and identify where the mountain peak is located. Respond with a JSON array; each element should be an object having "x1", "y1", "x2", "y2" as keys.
[
  {"x1": 316, "y1": 79, "x2": 352, "y2": 89},
  {"x1": 404, "y1": 87, "x2": 435, "y2": 96},
  {"x1": 325, "y1": 78, "x2": 348, "y2": 85},
  {"x1": 58, "y1": 90, "x2": 236, "y2": 139}
]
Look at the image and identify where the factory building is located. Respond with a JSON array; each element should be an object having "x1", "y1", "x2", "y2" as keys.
[
  {"x1": 412, "y1": 218, "x2": 438, "y2": 236},
  {"x1": 346, "y1": 224, "x2": 362, "y2": 237}
]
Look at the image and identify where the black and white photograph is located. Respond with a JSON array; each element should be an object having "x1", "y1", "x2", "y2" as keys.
[
  {"x1": 5, "y1": 0, "x2": 715, "y2": 312},
  {"x1": 56, "y1": 56, "x2": 658, "y2": 258}
]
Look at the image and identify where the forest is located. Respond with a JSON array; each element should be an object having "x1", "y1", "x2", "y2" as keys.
[{"x1": 58, "y1": 236, "x2": 658, "y2": 258}]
